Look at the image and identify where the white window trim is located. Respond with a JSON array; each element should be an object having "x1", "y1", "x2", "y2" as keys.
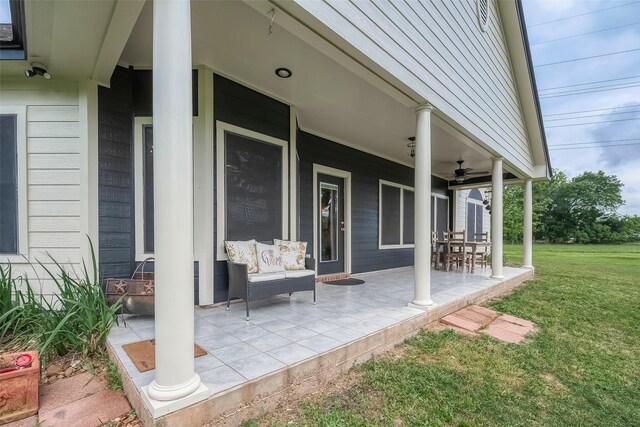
[
  {"x1": 432, "y1": 193, "x2": 450, "y2": 238},
  {"x1": 0, "y1": 106, "x2": 28, "y2": 262},
  {"x1": 378, "y1": 179, "x2": 415, "y2": 250},
  {"x1": 133, "y1": 117, "x2": 154, "y2": 261},
  {"x1": 216, "y1": 121, "x2": 289, "y2": 261}
]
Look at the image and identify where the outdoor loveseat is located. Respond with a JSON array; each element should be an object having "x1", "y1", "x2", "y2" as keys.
[{"x1": 225, "y1": 240, "x2": 316, "y2": 320}]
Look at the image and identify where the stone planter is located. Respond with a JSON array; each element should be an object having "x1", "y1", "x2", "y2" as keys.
[{"x1": 0, "y1": 351, "x2": 39, "y2": 424}]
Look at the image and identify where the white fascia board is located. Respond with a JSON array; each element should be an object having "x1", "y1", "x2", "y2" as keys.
[{"x1": 92, "y1": 0, "x2": 146, "y2": 87}]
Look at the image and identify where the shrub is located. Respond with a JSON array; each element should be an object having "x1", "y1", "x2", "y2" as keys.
[{"x1": 0, "y1": 240, "x2": 122, "y2": 363}]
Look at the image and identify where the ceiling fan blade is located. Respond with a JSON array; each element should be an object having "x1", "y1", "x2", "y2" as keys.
[{"x1": 465, "y1": 171, "x2": 490, "y2": 176}]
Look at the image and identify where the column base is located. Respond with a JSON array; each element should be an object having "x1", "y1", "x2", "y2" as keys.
[
  {"x1": 490, "y1": 274, "x2": 504, "y2": 280},
  {"x1": 523, "y1": 265, "x2": 534, "y2": 270},
  {"x1": 408, "y1": 299, "x2": 434, "y2": 310},
  {"x1": 142, "y1": 375, "x2": 209, "y2": 418}
]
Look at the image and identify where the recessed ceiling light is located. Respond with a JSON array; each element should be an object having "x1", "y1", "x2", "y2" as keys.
[{"x1": 275, "y1": 67, "x2": 292, "y2": 78}]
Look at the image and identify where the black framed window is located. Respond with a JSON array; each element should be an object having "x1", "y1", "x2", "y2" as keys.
[
  {"x1": 225, "y1": 131, "x2": 283, "y2": 242},
  {"x1": 0, "y1": 0, "x2": 27, "y2": 60},
  {"x1": 0, "y1": 114, "x2": 18, "y2": 253},
  {"x1": 380, "y1": 182, "x2": 414, "y2": 247}
]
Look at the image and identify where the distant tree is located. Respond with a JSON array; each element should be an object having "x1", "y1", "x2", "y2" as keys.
[{"x1": 502, "y1": 170, "x2": 636, "y2": 244}]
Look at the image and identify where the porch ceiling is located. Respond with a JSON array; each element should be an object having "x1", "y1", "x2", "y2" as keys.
[{"x1": 119, "y1": 1, "x2": 493, "y2": 179}]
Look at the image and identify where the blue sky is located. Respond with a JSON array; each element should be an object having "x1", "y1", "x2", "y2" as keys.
[
  {"x1": 0, "y1": 0, "x2": 10, "y2": 25},
  {"x1": 522, "y1": 0, "x2": 640, "y2": 215}
]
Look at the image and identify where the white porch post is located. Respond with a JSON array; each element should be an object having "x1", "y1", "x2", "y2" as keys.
[
  {"x1": 144, "y1": 0, "x2": 206, "y2": 410},
  {"x1": 490, "y1": 158, "x2": 504, "y2": 279},
  {"x1": 412, "y1": 104, "x2": 434, "y2": 307},
  {"x1": 523, "y1": 178, "x2": 533, "y2": 269}
]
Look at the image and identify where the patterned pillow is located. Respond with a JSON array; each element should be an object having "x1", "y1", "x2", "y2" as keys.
[
  {"x1": 274, "y1": 239, "x2": 307, "y2": 270},
  {"x1": 225, "y1": 240, "x2": 258, "y2": 274},
  {"x1": 256, "y1": 242, "x2": 286, "y2": 273}
]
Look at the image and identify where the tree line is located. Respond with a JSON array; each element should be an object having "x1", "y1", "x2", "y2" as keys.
[{"x1": 503, "y1": 170, "x2": 640, "y2": 243}]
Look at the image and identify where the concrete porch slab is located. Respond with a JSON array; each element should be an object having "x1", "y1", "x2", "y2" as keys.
[{"x1": 107, "y1": 266, "x2": 534, "y2": 426}]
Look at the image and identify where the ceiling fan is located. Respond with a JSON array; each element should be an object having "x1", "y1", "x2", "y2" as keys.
[{"x1": 446, "y1": 160, "x2": 489, "y2": 184}]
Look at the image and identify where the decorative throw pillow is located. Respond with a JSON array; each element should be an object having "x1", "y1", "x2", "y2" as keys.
[
  {"x1": 274, "y1": 239, "x2": 307, "y2": 270},
  {"x1": 225, "y1": 240, "x2": 258, "y2": 274},
  {"x1": 256, "y1": 242, "x2": 286, "y2": 273}
]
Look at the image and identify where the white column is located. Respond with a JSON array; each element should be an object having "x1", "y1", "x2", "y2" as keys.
[
  {"x1": 523, "y1": 178, "x2": 533, "y2": 269},
  {"x1": 145, "y1": 0, "x2": 204, "y2": 406},
  {"x1": 490, "y1": 158, "x2": 504, "y2": 279},
  {"x1": 412, "y1": 104, "x2": 434, "y2": 307}
]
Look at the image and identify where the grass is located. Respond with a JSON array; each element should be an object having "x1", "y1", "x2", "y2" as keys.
[{"x1": 247, "y1": 244, "x2": 640, "y2": 426}]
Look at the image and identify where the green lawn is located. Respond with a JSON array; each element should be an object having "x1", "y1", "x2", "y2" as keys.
[{"x1": 247, "y1": 244, "x2": 640, "y2": 426}]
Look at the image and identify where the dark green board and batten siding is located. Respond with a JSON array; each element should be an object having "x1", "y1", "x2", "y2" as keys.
[{"x1": 297, "y1": 131, "x2": 452, "y2": 274}]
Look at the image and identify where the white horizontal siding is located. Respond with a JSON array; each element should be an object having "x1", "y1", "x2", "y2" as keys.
[
  {"x1": 295, "y1": 0, "x2": 535, "y2": 175},
  {"x1": 1, "y1": 82, "x2": 83, "y2": 297},
  {"x1": 455, "y1": 190, "x2": 469, "y2": 232}
]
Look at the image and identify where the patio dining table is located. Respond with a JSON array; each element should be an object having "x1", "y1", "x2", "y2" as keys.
[{"x1": 434, "y1": 240, "x2": 491, "y2": 273}]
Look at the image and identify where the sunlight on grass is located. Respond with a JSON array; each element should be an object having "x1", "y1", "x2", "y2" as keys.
[{"x1": 248, "y1": 244, "x2": 640, "y2": 426}]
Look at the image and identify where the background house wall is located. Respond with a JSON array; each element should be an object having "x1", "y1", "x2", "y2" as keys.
[
  {"x1": 454, "y1": 188, "x2": 492, "y2": 239},
  {"x1": 0, "y1": 79, "x2": 84, "y2": 298}
]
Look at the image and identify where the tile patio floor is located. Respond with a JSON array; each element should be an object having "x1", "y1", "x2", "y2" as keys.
[{"x1": 107, "y1": 266, "x2": 527, "y2": 400}]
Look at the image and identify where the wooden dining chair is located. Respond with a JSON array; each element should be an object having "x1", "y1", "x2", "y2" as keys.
[
  {"x1": 441, "y1": 231, "x2": 466, "y2": 271},
  {"x1": 431, "y1": 231, "x2": 440, "y2": 269},
  {"x1": 467, "y1": 232, "x2": 490, "y2": 270}
]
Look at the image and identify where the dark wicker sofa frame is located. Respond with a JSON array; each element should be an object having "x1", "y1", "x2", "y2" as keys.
[{"x1": 226, "y1": 258, "x2": 316, "y2": 320}]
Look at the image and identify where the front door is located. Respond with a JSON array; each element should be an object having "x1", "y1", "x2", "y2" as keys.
[{"x1": 317, "y1": 174, "x2": 345, "y2": 275}]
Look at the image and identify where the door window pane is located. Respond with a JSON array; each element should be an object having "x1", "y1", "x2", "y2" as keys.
[
  {"x1": 225, "y1": 132, "x2": 282, "y2": 241},
  {"x1": 380, "y1": 184, "x2": 401, "y2": 245},
  {"x1": 320, "y1": 183, "x2": 338, "y2": 262},
  {"x1": 0, "y1": 114, "x2": 18, "y2": 253}
]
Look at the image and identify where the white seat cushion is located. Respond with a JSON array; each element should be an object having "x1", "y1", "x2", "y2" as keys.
[
  {"x1": 283, "y1": 269, "x2": 315, "y2": 279},
  {"x1": 247, "y1": 272, "x2": 286, "y2": 283}
]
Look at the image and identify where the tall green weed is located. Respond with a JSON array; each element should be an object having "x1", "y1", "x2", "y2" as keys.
[{"x1": 0, "y1": 240, "x2": 122, "y2": 362}]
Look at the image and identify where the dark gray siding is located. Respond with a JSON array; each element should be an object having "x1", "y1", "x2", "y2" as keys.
[
  {"x1": 298, "y1": 131, "x2": 451, "y2": 274},
  {"x1": 98, "y1": 66, "x2": 135, "y2": 279},
  {"x1": 98, "y1": 66, "x2": 200, "y2": 303},
  {"x1": 213, "y1": 74, "x2": 290, "y2": 303},
  {"x1": 132, "y1": 70, "x2": 199, "y2": 117}
]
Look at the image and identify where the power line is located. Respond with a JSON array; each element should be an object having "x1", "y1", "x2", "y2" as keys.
[
  {"x1": 548, "y1": 138, "x2": 640, "y2": 147},
  {"x1": 544, "y1": 104, "x2": 640, "y2": 117},
  {"x1": 530, "y1": 21, "x2": 640, "y2": 46},
  {"x1": 545, "y1": 117, "x2": 640, "y2": 128},
  {"x1": 534, "y1": 47, "x2": 640, "y2": 68},
  {"x1": 549, "y1": 142, "x2": 640, "y2": 150},
  {"x1": 539, "y1": 82, "x2": 640, "y2": 99},
  {"x1": 540, "y1": 81, "x2": 640, "y2": 96},
  {"x1": 538, "y1": 74, "x2": 640, "y2": 91},
  {"x1": 544, "y1": 110, "x2": 640, "y2": 121},
  {"x1": 528, "y1": 1, "x2": 640, "y2": 28}
]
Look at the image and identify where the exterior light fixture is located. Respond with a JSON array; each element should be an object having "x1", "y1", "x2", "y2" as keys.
[
  {"x1": 275, "y1": 67, "x2": 292, "y2": 78},
  {"x1": 407, "y1": 137, "x2": 416, "y2": 158},
  {"x1": 25, "y1": 63, "x2": 52, "y2": 80}
]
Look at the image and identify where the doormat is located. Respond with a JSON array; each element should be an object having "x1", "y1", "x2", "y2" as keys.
[
  {"x1": 122, "y1": 339, "x2": 207, "y2": 372},
  {"x1": 324, "y1": 278, "x2": 365, "y2": 286}
]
